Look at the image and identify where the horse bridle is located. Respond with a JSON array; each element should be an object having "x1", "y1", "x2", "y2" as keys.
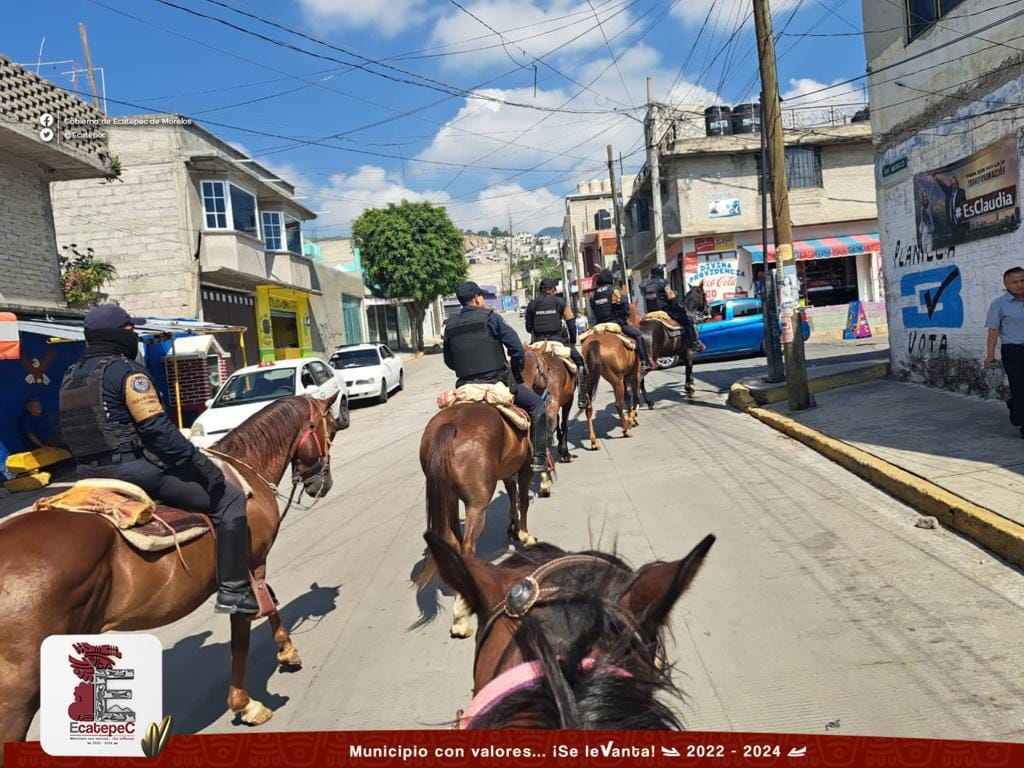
[
  {"x1": 292, "y1": 397, "x2": 332, "y2": 496},
  {"x1": 457, "y1": 552, "x2": 658, "y2": 728}
]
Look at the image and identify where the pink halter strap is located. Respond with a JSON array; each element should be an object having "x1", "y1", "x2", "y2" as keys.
[{"x1": 458, "y1": 657, "x2": 630, "y2": 729}]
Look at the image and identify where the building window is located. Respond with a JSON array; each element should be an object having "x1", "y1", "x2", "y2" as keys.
[
  {"x1": 262, "y1": 211, "x2": 285, "y2": 251},
  {"x1": 906, "y1": 0, "x2": 965, "y2": 41},
  {"x1": 756, "y1": 147, "x2": 823, "y2": 192},
  {"x1": 634, "y1": 199, "x2": 650, "y2": 232},
  {"x1": 285, "y1": 215, "x2": 302, "y2": 254},
  {"x1": 229, "y1": 184, "x2": 259, "y2": 238},
  {"x1": 201, "y1": 181, "x2": 228, "y2": 229}
]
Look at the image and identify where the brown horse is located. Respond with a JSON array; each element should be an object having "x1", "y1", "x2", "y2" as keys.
[
  {"x1": 0, "y1": 395, "x2": 339, "y2": 748},
  {"x1": 415, "y1": 402, "x2": 533, "y2": 638},
  {"x1": 641, "y1": 282, "x2": 710, "y2": 397},
  {"x1": 423, "y1": 530, "x2": 715, "y2": 728},
  {"x1": 523, "y1": 347, "x2": 577, "y2": 475}
]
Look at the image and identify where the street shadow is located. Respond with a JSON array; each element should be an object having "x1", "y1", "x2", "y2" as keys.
[{"x1": 162, "y1": 581, "x2": 341, "y2": 734}]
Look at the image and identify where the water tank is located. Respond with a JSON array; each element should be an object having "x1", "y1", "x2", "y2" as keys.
[
  {"x1": 851, "y1": 106, "x2": 870, "y2": 123},
  {"x1": 704, "y1": 106, "x2": 732, "y2": 137},
  {"x1": 588, "y1": 179, "x2": 602, "y2": 194},
  {"x1": 576, "y1": 180, "x2": 589, "y2": 194},
  {"x1": 594, "y1": 209, "x2": 612, "y2": 230},
  {"x1": 731, "y1": 103, "x2": 760, "y2": 134},
  {"x1": 601, "y1": 179, "x2": 612, "y2": 193}
]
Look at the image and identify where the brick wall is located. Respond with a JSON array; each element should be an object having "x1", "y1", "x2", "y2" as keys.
[
  {"x1": 164, "y1": 355, "x2": 228, "y2": 412},
  {"x1": 0, "y1": 154, "x2": 65, "y2": 307}
]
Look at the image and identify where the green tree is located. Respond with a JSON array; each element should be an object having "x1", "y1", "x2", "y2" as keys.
[
  {"x1": 59, "y1": 244, "x2": 117, "y2": 308},
  {"x1": 353, "y1": 200, "x2": 467, "y2": 351}
]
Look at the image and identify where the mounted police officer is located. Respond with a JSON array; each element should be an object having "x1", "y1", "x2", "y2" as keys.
[
  {"x1": 590, "y1": 269, "x2": 652, "y2": 370},
  {"x1": 59, "y1": 305, "x2": 258, "y2": 615},
  {"x1": 641, "y1": 264, "x2": 703, "y2": 353},
  {"x1": 525, "y1": 277, "x2": 588, "y2": 409},
  {"x1": 443, "y1": 282, "x2": 548, "y2": 471}
]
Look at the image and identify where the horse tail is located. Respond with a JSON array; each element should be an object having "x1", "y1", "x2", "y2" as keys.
[
  {"x1": 415, "y1": 422, "x2": 459, "y2": 589},
  {"x1": 584, "y1": 339, "x2": 602, "y2": 405}
]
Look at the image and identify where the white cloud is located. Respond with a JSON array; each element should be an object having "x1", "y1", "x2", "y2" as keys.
[
  {"x1": 296, "y1": 0, "x2": 431, "y2": 38},
  {"x1": 671, "y1": 0, "x2": 804, "y2": 28},
  {"x1": 780, "y1": 77, "x2": 869, "y2": 127},
  {"x1": 428, "y1": 0, "x2": 636, "y2": 70}
]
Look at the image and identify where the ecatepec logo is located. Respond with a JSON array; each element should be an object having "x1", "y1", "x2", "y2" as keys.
[{"x1": 41, "y1": 634, "x2": 163, "y2": 757}]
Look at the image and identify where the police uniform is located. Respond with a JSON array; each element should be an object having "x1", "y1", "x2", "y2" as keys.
[
  {"x1": 60, "y1": 305, "x2": 258, "y2": 615},
  {"x1": 525, "y1": 285, "x2": 588, "y2": 408},
  {"x1": 443, "y1": 283, "x2": 548, "y2": 471},
  {"x1": 642, "y1": 274, "x2": 692, "y2": 329},
  {"x1": 591, "y1": 272, "x2": 651, "y2": 368}
]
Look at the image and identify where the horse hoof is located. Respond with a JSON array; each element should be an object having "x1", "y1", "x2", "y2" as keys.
[
  {"x1": 450, "y1": 620, "x2": 475, "y2": 639},
  {"x1": 238, "y1": 699, "x2": 273, "y2": 726},
  {"x1": 518, "y1": 531, "x2": 537, "y2": 547},
  {"x1": 590, "y1": 441, "x2": 601, "y2": 451},
  {"x1": 623, "y1": 430, "x2": 633, "y2": 438},
  {"x1": 647, "y1": 403, "x2": 655, "y2": 410},
  {"x1": 277, "y1": 647, "x2": 302, "y2": 667},
  {"x1": 539, "y1": 482, "x2": 551, "y2": 498}
]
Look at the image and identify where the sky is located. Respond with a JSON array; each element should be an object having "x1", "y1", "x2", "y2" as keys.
[{"x1": 2, "y1": 0, "x2": 870, "y2": 237}]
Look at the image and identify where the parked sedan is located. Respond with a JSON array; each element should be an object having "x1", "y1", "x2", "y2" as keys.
[
  {"x1": 329, "y1": 343, "x2": 404, "y2": 404},
  {"x1": 697, "y1": 298, "x2": 810, "y2": 359},
  {"x1": 189, "y1": 357, "x2": 350, "y2": 448}
]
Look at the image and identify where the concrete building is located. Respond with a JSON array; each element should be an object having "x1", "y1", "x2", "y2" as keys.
[
  {"x1": 625, "y1": 112, "x2": 882, "y2": 338},
  {"x1": 51, "y1": 117, "x2": 365, "y2": 367},
  {"x1": 861, "y1": 0, "x2": 1023, "y2": 396},
  {"x1": 0, "y1": 55, "x2": 112, "y2": 314}
]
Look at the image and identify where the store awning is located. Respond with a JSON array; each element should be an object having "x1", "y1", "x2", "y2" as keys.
[
  {"x1": 170, "y1": 334, "x2": 228, "y2": 359},
  {"x1": 17, "y1": 317, "x2": 246, "y2": 343},
  {"x1": 742, "y1": 233, "x2": 880, "y2": 264}
]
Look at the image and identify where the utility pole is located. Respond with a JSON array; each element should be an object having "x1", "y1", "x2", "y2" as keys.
[
  {"x1": 78, "y1": 23, "x2": 101, "y2": 110},
  {"x1": 646, "y1": 77, "x2": 667, "y2": 270},
  {"x1": 759, "y1": 96, "x2": 784, "y2": 382},
  {"x1": 753, "y1": 0, "x2": 812, "y2": 410},
  {"x1": 506, "y1": 207, "x2": 514, "y2": 306},
  {"x1": 606, "y1": 144, "x2": 629, "y2": 295}
]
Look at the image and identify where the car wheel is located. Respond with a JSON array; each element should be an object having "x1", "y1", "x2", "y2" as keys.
[
  {"x1": 336, "y1": 397, "x2": 350, "y2": 430},
  {"x1": 657, "y1": 355, "x2": 679, "y2": 369},
  {"x1": 398, "y1": 370, "x2": 405, "y2": 391},
  {"x1": 377, "y1": 382, "x2": 389, "y2": 404}
]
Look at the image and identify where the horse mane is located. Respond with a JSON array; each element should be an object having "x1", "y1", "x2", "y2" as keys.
[
  {"x1": 682, "y1": 284, "x2": 707, "y2": 313},
  {"x1": 467, "y1": 544, "x2": 684, "y2": 730},
  {"x1": 214, "y1": 396, "x2": 310, "y2": 469}
]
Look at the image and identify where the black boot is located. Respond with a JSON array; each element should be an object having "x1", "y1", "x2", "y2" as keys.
[
  {"x1": 530, "y1": 412, "x2": 549, "y2": 472},
  {"x1": 214, "y1": 520, "x2": 260, "y2": 615},
  {"x1": 577, "y1": 369, "x2": 588, "y2": 409}
]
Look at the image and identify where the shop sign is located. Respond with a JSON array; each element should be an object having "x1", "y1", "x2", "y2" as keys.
[
  {"x1": 687, "y1": 252, "x2": 745, "y2": 301},
  {"x1": 683, "y1": 252, "x2": 699, "y2": 272},
  {"x1": 269, "y1": 296, "x2": 296, "y2": 313},
  {"x1": 694, "y1": 235, "x2": 735, "y2": 253}
]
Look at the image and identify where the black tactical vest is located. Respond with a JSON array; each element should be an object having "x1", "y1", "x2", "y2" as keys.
[
  {"x1": 444, "y1": 309, "x2": 508, "y2": 381},
  {"x1": 531, "y1": 294, "x2": 564, "y2": 337},
  {"x1": 643, "y1": 278, "x2": 667, "y2": 312},
  {"x1": 59, "y1": 356, "x2": 143, "y2": 459},
  {"x1": 591, "y1": 284, "x2": 616, "y2": 323}
]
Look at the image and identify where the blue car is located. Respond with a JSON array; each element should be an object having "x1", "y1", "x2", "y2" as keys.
[{"x1": 695, "y1": 298, "x2": 810, "y2": 360}]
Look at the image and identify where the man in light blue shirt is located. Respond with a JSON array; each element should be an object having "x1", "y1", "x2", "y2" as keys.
[{"x1": 985, "y1": 267, "x2": 1024, "y2": 437}]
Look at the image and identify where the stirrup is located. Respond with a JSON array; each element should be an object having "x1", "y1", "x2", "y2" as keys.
[{"x1": 214, "y1": 588, "x2": 260, "y2": 615}]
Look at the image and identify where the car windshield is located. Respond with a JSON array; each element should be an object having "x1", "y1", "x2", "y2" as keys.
[
  {"x1": 331, "y1": 349, "x2": 380, "y2": 369},
  {"x1": 211, "y1": 368, "x2": 295, "y2": 407}
]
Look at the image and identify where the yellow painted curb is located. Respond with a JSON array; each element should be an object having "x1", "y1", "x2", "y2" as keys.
[
  {"x1": 741, "y1": 403, "x2": 1024, "y2": 569},
  {"x1": 734, "y1": 362, "x2": 889, "y2": 406}
]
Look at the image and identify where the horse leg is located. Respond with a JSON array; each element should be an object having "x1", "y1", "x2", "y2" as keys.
[
  {"x1": 613, "y1": 379, "x2": 632, "y2": 438},
  {"x1": 585, "y1": 395, "x2": 600, "y2": 451},
  {"x1": 451, "y1": 499, "x2": 488, "y2": 638},
  {"x1": 504, "y1": 476, "x2": 519, "y2": 542},
  {"x1": 0, "y1": 653, "x2": 40, "y2": 756},
  {"x1": 558, "y1": 398, "x2": 572, "y2": 461},
  {"x1": 641, "y1": 374, "x2": 654, "y2": 409},
  {"x1": 266, "y1": 610, "x2": 301, "y2": 668},
  {"x1": 685, "y1": 350, "x2": 696, "y2": 396},
  {"x1": 228, "y1": 613, "x2": 272, "y2": 725},
  {"x1": 516, "y1": 462, "x2": 535, "y2": 547}
]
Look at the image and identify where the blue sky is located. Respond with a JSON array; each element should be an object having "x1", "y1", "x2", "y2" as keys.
[{"x1": 3, "y1": 0, "x2": 869, "y2": 235}]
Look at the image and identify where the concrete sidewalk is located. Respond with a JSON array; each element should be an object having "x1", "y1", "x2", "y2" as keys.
[{"x1": 762, "y1": 380, "x2": 1024, "y2": 531}]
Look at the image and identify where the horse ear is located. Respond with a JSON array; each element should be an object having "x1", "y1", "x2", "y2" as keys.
[
  {"x1": 423, "y1": 532, "x2": 505, "y2": 616},
  {"x1": 622, "y1": 534, "x2": 715, "y2": 635}
]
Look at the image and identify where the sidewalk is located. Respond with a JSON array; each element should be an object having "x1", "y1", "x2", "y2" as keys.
[{"x1": 763, "y1": 380, "x2": 1024, "y2": 529}]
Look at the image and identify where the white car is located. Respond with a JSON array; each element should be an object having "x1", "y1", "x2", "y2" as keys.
[
  {"x1": 190, "y1": 357, "x2": 350, "y2": 448},
  {"x1": 328, "y1": 343, "x2": 404, "y2": 403}
]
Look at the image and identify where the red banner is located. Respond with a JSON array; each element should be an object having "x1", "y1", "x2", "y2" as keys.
[{"x1": 7, "y1": 730, "x2": 1024, "y2": 767}]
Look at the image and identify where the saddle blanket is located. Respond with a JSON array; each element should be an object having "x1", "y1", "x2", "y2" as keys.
[
  {"x1": 579, "y1": 323, "x2": 636, "y2": 351},
  {"x1": 32, "y1": 457, "x2": 252, "y2": 554},
  {"x1": 641, "y1": 311, "x2": 682, "y2": 331},
  {"x1": 437, "y1": 382, "x2": 530, "y2": 431},
  {"x1": 527, "y1": 341, "x2": 578, "y2": 374}
]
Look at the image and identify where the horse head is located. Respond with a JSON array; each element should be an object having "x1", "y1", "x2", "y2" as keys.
[
  {"x1": 292, "y1": 393, "x2": 339, "y2": 498},
  {"x1": 425, "y1": 531, "x2": 715, "y2": 729},
  {"x1": 684, "y1": 281, "x2": 710, "y2": 321}
]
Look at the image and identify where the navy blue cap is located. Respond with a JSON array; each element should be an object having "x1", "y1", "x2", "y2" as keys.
[
  {"x1": 455, "y1": 281, "x2": 485, "y2": 304},
  {"x1": 84, "y1": 304, "x2": 146, "y2": 332},
  {"x1": 539, "y1": 278, "x2": 557, "y2": 291}
]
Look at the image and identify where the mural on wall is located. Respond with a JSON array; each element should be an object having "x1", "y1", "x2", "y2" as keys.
[
  {"x1": 685, "y1": 252, "x2": 748, "y2": 301},
  {"x1": 900, "y1": 265, "x2": 963, "y2": 329},
  {"x1": 913, "y1": 134, "x2": 1020, "y2": 251},
  {"x1": 20, "y1": 348, "x2": 57, "y2": 385}
]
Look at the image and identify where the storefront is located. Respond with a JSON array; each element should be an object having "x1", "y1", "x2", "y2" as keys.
[
  {"x1": 680, "y1": 236, "x2": 752, "y2": 302},
  {"x1": 200, "y1": 286, "x2": 258, "y2": 370},
  {"x1": 254, "y1": 286, "x2": 314, "y2": 362}
]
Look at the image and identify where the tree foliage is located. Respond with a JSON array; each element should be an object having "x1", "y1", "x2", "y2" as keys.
[
  {"x1": 59, "y1": 244, "x2": 117, "y2": 308},
  {"x1": 352, "y1": 200, "x2": 467, "y2": 350}
]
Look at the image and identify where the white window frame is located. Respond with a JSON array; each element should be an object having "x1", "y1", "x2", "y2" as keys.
[
  {"x1": 262, "y1": 210, "x2": 286, "y2": 252},
  {"x1": 200, "y1": 179, "x2": 261, "y2": 238},
  {"x1": 284, "y1": 213, "x2": 303, "y2": 255}
]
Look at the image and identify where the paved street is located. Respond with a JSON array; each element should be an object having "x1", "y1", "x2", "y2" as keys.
[{"x1": 25, "y1": 326, "x2": 1024, "y2": 741}]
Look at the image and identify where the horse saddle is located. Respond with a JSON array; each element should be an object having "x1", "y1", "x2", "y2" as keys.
[
  {"x1": 437, "y1": 383, "x2": 531, "y2": 432},
  {"x1": 579, "y1": 323, "x2": 636, "y2": 352},
  {"x1": 32, "y1": 457, "x2": 252, "y2": 554},
  {"x1": 527, "y1": 341, "x2": 578, "y2": 374},
  {"x1": 641, "y1": 311, "x2": 685, "y2": 337}
]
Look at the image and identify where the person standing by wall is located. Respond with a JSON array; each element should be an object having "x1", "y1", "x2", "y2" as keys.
[{"x1": 985, "y1": 267, "x2": 1024, "y2": 437}]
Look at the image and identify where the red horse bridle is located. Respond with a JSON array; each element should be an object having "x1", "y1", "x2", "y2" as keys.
[{"x1": 292, "y1": 397, "x2": 332, "y2": 493}]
